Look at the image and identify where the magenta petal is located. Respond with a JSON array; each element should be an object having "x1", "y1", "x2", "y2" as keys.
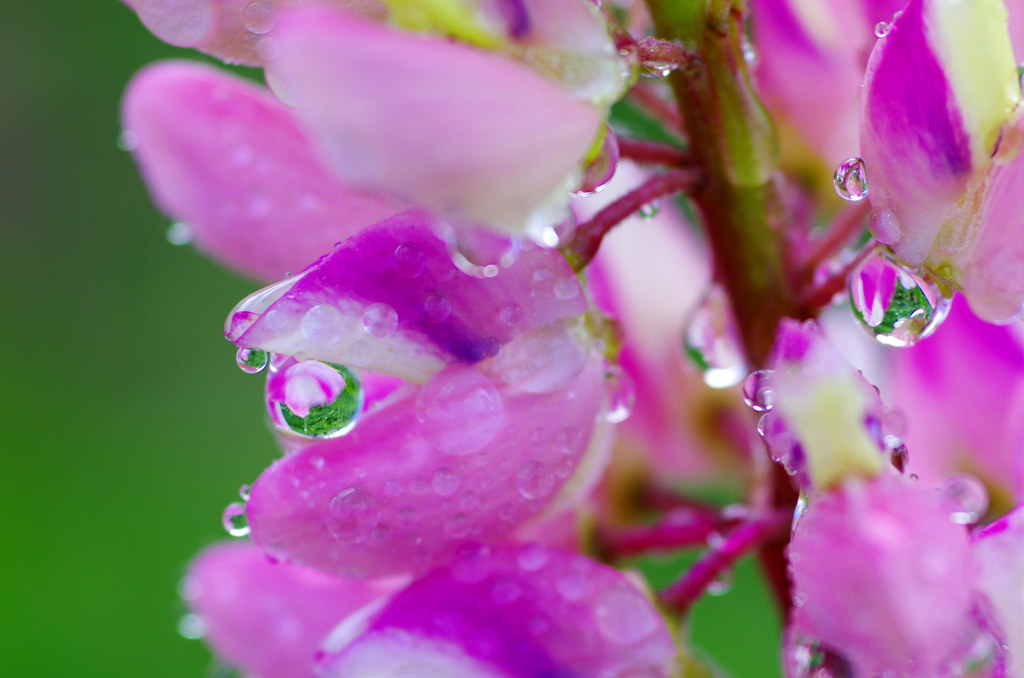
[
  {"x1": 184, "y1": 541, "x2": 399, "y2": 678},
  {"x1": 123, "y1": 0, "x2": 386, "y2": 66},
  {"x1": 121, "y1": 61, "x2": 402, "y2": 281},
  {"x1": 228, "y1": 212, "x2": 588, "y2": 383},
  {"x1": 972, "y1": 507, "x2": 1024, "y2": 678},
  {"x1": 320, "y1": 544, "x2": 675, "y2": 677},
  {"x1": 246, "y1": 354, "x2": 604, "y2": 578},
  {"x1": 265, "y1": 6, "x2": 602, "y2": 237},
  {"x1": 789, "y1": 477, "x2": 976, "y2": 676}
]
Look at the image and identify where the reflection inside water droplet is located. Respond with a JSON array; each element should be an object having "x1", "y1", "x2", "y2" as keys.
[
  {"x1": 243, "y1": 0, "x2": 277, "y2": 34},
  {"x1": 683, "y1": 285, "x2": 748, "y2": 388},
  {"x1": 267, "y1": 360, "x2": 364, "y2": 439},
  {"x1": 236, "y1": 347, "x2": 269, "y2": 374},
  {"x1": 222, "y1": 502, "x2": 249, "y2": 537},
  {"x1": 833, "y1": 157, "x2": 869, "y2": 201}
]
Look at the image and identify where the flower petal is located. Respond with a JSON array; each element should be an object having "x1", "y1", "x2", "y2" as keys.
[
  {"x1": 227, "y1": 212, "x2": 588, "y2": 383},
  {"x1": 123, "y1": 0, "x2": 386, "y2": 65},
  {"x1": 319, "y1": 544, "x2": 676, "y2": 677},
  {"x1": 264, "y1": 6, "x2": 602, "y2": 238},
  {"x1": 122, "y1": 61, "x2": 402, "y2": 281},
  {"x1": 972, "y1": 507, "x2": 1024, "y2": 678},
  {"x1": 245, "y1": 353, "x2": 604, "y2": 578},
  {"x1": 184, "y1": 541, "x2": 400, "y2": 678}
]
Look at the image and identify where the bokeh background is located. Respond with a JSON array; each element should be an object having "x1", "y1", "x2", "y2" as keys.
[{"x1": 0, "y1": 3, "x2": 780, "y2": 675}]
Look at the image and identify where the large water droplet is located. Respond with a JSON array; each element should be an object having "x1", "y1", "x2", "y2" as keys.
[
  {"x1": 243, "y1": 0, "x2": 277, "y2": 34},
  {"x1": 683, "y1": 285, "x2": 748, "y2": 388},
  {"x1": 326, "y1": 487, "x2": 378, "y2": 543},
  {"x1": 222, "y1": 502, "x2": 249, "y2": 537},
  {"x1": 516, "y1": 460, "x2": 555, "y2": 500},
  {"x1": 941, "y1": 473, "x2": 989, "y2": 524},
  {"x1": 361, "y1": 303, "x2": 398, "y2": 338},
  {"x1": 236, "y1": 347, "x2": 269, "y2": 374},
  {"x1": 593, "y1": 587, "x2": 658, "y2": 644},
  {"x1": 742, "y1": 369, "x2": 774, "y2": 412},
  {"x1": 270, "y1": 361, "x2": 364, "y2": 438},
  {"x1": 833, "y1": 157, "x2": 869, "y2": 201},
  {"x1": 849, "y1": 252, "x2": 951, "y2": 347},
  {"x1": 415, "y1": 366, "x2": 504, "y2": 455}
]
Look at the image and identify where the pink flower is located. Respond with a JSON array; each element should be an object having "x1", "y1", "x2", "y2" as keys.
[
  {"x1": 859, "y1": 0, "x2": 1023, "y2": 321},
  {"x1": 787, "y1": 476, "x2": 977, "y2": 677},
  {"x1": 186, "y1": 541, "x2": 676, "y2": 678},
  {"x1": 972, "y1": 507, "x2": 1024, "y2": 677}
]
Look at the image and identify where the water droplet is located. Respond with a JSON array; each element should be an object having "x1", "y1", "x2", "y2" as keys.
[
  {"x1": 553, "y1": 275, "x2": 580, "y2": 300},
  {"x1": 326, "y1": 487, "x2": 378, "y2": 543},
  {"x1": 222, "y1": 502, "x2": 249, "y2": 537},
  {"x1": 889, "y1": 440, "x2": 909, "y2": 473},
  {"x1": 392, "y1": 242, "x2": 426, "y2": 278},
  {"x1": 758, "y1": 413, "x2": 808, "y2": 483},
  {"x1": 593, "y1": 587, "x2": 658, "y2": 644},
  {"x1": 117, "y1": 130, "x2": 138, "y2": 152},
  {"x1": 301, "y1": 304, "x2": 345, "y2": 346},
  {"x1": 225, "y1": 271, "x2": 307, "y2": 341},
  {"x1": 784, "y1": 637, "x2": 853, "y2": 678},
  {"x1": 833, "y1": 157, "x2": 869, "y2": 201},
  {"x1": 270, "y1": 361, "x2": 364, "y2": 438},
  {"x1": 707, "y1": 568, "x2": 733, "y2": 595},
  {"x1": 941, "y1": 473, "x2": 989, "y2": 524},
  {"x1": 415, "y1": 366, "x2": 504, "y2": 455},
  {"x1": 166, "y1": 221, "x2": 192, "y2": 246},
  {"x1": 516, "y1": 460, "x2": 555, "y2": 500},
  {"x1": 235, "y1": 347, "x2": 269, "y2": 374},
  {"x1": 574, "y1": 130, "x2": 618, "y2": 197},
  {"x1": 483, "y1": 318, "x2": 587, "y2": 394},
  {"x1": 556, "y1": 572, "x2": 588, "y2": 600},
  {"x1": 444, "y1": 512, "x2": 472, "y2": 538},
  {"x1": 638, "y1": 201, "x2": 660, "y2": 219},
  {"x1": 742, "y1": 369, "x2": 774, "y2": 412},
  {"x1": 499, "y1": 303, "x2": 524, "y2": 326},
  {"x1": 243, "y1": 0, "x2": 277, "y2": 34},
  {"x1": 849, "y1": 251, "x2": 951, "y2": 347},
  {"x1": 422, "y1": 291, "x2": 451, "y2": 323},
  {"x1": 683, "y1": 285, "x2": 748, "y2": 388},
  {"x1": 178, "y1": 613, "x2": 207, "y2": 640},
  {"x1": 874, "y1": 21, "x2": 890, "y2": 38},
  {"x1": 239, "y1": 484, "x2": 251, "y2": 501},
  {"x1": 450, "y1": 542, "x2": 491, "y2": 582},
  {"x1": 517, "y1": 543, "x2": 548, "y2": 571},
  {"x1": 491, "y1": 579, "x2": 521, "y2": 606},
  {"x1": 431, "y1": 468, "x2": 460, "y2": 496},
  {"x1": 362, "y1": 303, "x2": 398, "y2": 338},
  {"x1": 640, "y1": 60, "x2": 677, "y2": 78},
  {"x1": 604, "y1": 365, "x2": 636, "y2": 423}
]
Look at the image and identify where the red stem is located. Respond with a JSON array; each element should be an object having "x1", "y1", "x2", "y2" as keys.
[
  {"x1": 617, "y1": 137, "x2": 692, "y2": 167},
  {"x1": 599, "y1": 509, "x2": 741, "y2": 559},
  {"x1": 628, "y1": 85, "x2": 686, "y2": 133},
  {"x1": 660, "y1": 511, "x2": 789, "y2": 616},
  {"x1": 562, "y1": 168, "x2": 700, "y2": 270},
  {"x1": 799, "y1": 202, "x2": 871, "y2": 281},
  {"x1": 797, "y1": 241, "x2": 880, "y2": 312}
]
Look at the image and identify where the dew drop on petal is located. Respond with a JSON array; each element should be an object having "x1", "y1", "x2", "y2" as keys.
[
  {"x1": 326, "y1": 487, "x2": 379, "y2": 543},
  {"x1": 178, "y1": 613, "x2": 207, "y2": 640},
  {"x1": 301, "y1": 304, "x2": 345, "y2": 346},
  {"x1": 499, "y1": 303, "x2": 524, "y2": 326},
  {"x1": 422, "y1": 292, "x2": 452, "y2": 323},
  {"x1": 638, "y1": 201, "x2": 660, "y2": 219},
  {"x1": 431, "y1": 468, "x2": 460, "y2": 496},
  {"x1": 270, "y1": 361, "x2": 364, "y2": 438},
  {"x1": 833, "y1": 157, "x2": 869, "y2": 201},
  {"x1": 221, "y1": 502, "x2": 249, "y2": 537},
  {"x1": 392, "y1": 242, "x2": 426, "y2": 278},
  {"x1": 444, "y1": 512, "x2": 472, "y2": 539},
  {"x1": 415, "y1": 366, "x2": 503, "y2": 455},
  {"x1": 742, "y1": 369, "x2": 775, "y2": 412},
  {"x1": 593, "y1": 587, "x2": 658, "y2": 644},
  {"x1": 517, "y1": 543, "x2": 548, "y2": 571},
  {"x1": 941, "y1": 473, "x2": 989, "y2": 524},
  {"x1": 243, "y1": 0, "x2": 277, "y2": 35},
  {"x1": 848, "y1": 251, "x2": 951, "y2": 347},
  {"x1": 683, "y1": 285, "x2": 748, "y2": 388},
  {"x1": 516, "y1": 460, "x2": 555, "y2": 500},
  {"x1": 874, "y1": 21, "x2": 890, "y2": 38},
  {"x1": 362, "y1": 303, "x2": 398, "y2": 338},
  {"x1": 604, "y1": 365, "x2": 636, "y2": 423},
  {"x1": 166, "y1": 221, "x2": 193, "y2": 246},
  {"x1": 707, "y1": 568, "x2": 734, "y2": 596},
  {"x1": 889, "y1": 440, "x2": 909, "y2": 473},
  {"x1": 117, "y1": 130, "x2": 138, "y2": 152},
  {"x1": 640, "y1": 60, "x2": 677, "y2": 78},
  {"x1": 235, "y1": 347, "x2": 269, "y2": 374},
  {"x1": 238, "y1": 484, "x2": 251, "y2": 501}
]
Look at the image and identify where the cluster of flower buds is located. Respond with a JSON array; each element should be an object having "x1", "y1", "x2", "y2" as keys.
[{"x1": 120, "y1": 0, "x2": 1022, "y2": 676}]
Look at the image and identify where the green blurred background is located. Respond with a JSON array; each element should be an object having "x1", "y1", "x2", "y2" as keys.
[{"x1": 0, "y1": 3, "x2": 779, "y2": 675}]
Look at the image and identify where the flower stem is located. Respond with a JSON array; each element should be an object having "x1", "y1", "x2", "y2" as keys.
[
  {"x1": 659, "y1": 511, "x2": 789, "y2": 616},
  {"x1": 798, "y1": 202, "x2": 871, "y2": 283},
  {"x1": 642, "y1": 0, "x2": 796, "y2": 367},
  {"x1": 598, "y1": 508, "x2": 741, "y2": 559},
  {"x1": 617, "y1": 137, "x2": 692, "y2": 167},
  {"x1": 562, "y1": 168, "x2": 700, "y2": 270}
]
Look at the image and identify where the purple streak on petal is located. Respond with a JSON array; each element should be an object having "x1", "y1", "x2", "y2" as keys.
[
  {"x1": 864, "y1": 0, "x2": 972, "y2": 178},
  {"x1": 492, "y1": 0, "x2": 531, "y2": 39},
  {"x1": 322, "y1": 545, "x2": 675, "y2": 677}
]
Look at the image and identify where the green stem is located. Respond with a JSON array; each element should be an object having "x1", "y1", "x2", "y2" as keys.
[{"x1": 643, "y1": 0, "x2": 795, "y2": 367}]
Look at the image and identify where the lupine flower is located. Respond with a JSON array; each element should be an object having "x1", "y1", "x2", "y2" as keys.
[
  {"x1": 972, "y1": 507, "x2": 1024, "y2": 677},
  {"x1": 186, "y1": 541, "x2": 676, "y2": 678},
  {"x1": 859, "y1": 0, "x2": 1023, "y2": 322}
]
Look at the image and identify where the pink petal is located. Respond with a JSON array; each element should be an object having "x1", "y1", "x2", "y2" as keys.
[
  {"x1": 972, "y1": 507, "x2": 1024, "y2": 678},
  {"x1": 789, "y1": 476, "x2": 976, "y2": 676},
  {"x1": 121, "y1": 61, "x2": 403, "y2": 281},
  {"x1": 885, "y1": 295, "x2": 1024, "y2": 507},
  {"x1": 183, "y1": 541, "x2": 399, "y2": 678},
  {"x1": 122, "y1": 0, "x2": 385, "y2": 66},
  {"x1": 319, "y1": 544, "x2": 676, "y2": 677},
  {"x1": 227, "y1": 212, "x2": 588, "y2": 383},
  {"x1": 245, "y1": 353, "x2": 604, "y2": 578},
  {"x1": 264, "y1": 6, "x2": 602, "y2": 238}
]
